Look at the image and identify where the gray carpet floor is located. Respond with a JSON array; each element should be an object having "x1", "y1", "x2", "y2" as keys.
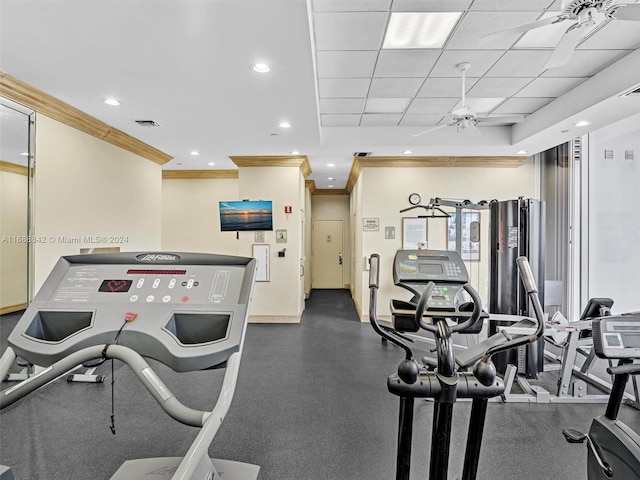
[{"x1": 1, "y1": 289, "x2": 639, "y2": 480}]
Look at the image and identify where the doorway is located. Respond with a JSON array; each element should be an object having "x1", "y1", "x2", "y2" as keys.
[{"x1": 312, "y1": 220, "x2": 343, "y2": 289}]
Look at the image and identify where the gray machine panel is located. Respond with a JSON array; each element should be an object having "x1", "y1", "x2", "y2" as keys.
[
  {"x1": 8, "y1": 252, "x2": 257, "y2": 372},
  {"x1": 592, "y1": 313, "x2": 640, "y2": 360}
]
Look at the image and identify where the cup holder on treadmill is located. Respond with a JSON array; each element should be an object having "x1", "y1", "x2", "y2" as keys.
[
  {"x1": 25, "y1": 311, "x2": 94, "y2": 342},
  {"x1": 164, "y1": 313, "x2": 231, "y2": 345}
]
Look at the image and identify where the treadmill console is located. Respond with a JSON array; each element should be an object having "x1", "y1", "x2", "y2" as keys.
[
  {"x1": 393, "y1": 250, "x2": 469, "y2": 310},
  {"x1": 592, "y1": 314, "x2": 640, "y2": 359}
]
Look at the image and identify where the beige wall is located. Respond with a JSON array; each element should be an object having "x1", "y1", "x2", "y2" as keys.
[
  {"x1": 0, "y1": 169, "x2": 28, "y2": 309},
  {"x1": 356, "y1": 161, "x2": 538, "y2": 321},
  {"x1": 162, "y1": 177, "x2": 239, "y2": 255},
  {"x1": 304, "y1": 186, "x2": 312, "y2": 296},
  {"x1": 238, "y1": 166, "x2": 305, "y2": 320},
  {"x1": 33, "y1": 114, "x2": 162, "y2": 292},
  {"x1": 311, "y1": 195, "x2": 351, "y2": 288}
]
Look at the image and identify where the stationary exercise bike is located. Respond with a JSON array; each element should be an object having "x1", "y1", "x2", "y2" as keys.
[
  {"x1": 563, "y1": 313, "x2": 640, "y2": 479},
  {"x1": 368, "y1": 250, "x2": 545, "y2": 480}
]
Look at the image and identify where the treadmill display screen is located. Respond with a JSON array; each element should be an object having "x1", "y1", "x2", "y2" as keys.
[
  {"x1": 98, "y1": 279, "x2": 133, "y2": 293},
  {"x1": 418, "y1": 263, "x2": 443, "y2": 274}
]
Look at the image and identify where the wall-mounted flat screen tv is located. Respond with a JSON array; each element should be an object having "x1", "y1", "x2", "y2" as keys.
[{"x1": 219, "y1": 200, "x2": 273, "y2": 231}]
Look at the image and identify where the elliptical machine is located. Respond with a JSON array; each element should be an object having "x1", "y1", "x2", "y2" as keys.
[
  {"x1": 562, "y1": 313, "x2": 640, "y2": 479},
  {"x1": 368, "y1": 250, "x2": 545, "y2": 480}
]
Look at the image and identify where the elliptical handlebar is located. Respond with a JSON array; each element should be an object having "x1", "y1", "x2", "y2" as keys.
[
  {"x1": 368, "y1": 255, "x2": 414, "y2": 362},
  {"x1": 413, "y1": 282, "x2": 483, "y2": 334}
]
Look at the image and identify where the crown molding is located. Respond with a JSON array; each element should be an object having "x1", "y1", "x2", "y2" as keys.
[
  {"x1": 229, "y1": 155, "x2": 312, "y2": 177},
  {"x1": 162, "y1": 169, "x2": 239, "y2": 179}
]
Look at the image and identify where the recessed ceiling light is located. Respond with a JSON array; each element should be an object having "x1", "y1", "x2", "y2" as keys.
[
  {"x1": 291, "y1": 150, "x2": 300, "y2": 155},
  {"x1": 561, "y1": 129, "x2": 570, "y2": 133},
  {"x1": 327, "y1": 163, "x2": 335, "y2": 168},
  {"x1": 208, "y1": 162, "x2": 215, "y2": 166},
  {"x1": 279, "y1": 122, "x2": 291, "y2": 128},
  {"x1": 190, "y1": 151, "x2": 200, "y2": 156},
  {"x1": 383, "y1": 12, "x2": 462, "y2": 49},
  {"x1": 251, "y1": 63, "x2": 270, "y2": 73},
  {"x1": 103, "y1": 98, "x2": 120, "y2": 106},
  {"x1": 20, "y1": 152, "x2": 29, "y2": 156},
  {"x1": 403, "y1": 150, "x2": 413, "y2": 155},
  {"x1": 176, "y1": 162, "x2": 182, "y2": 166},
  {"x1": 328, "y1": 177, "x2": 335, "y2": 181},
  {"x1": 328, "y1": 185, "x2": 334, "y2": 188},
  {"x1": 575, "y1": 120, "x2": 590, "y2": 127},
  {"x1": 517, "y1": 150, "x2": 528, "y2": 155}
]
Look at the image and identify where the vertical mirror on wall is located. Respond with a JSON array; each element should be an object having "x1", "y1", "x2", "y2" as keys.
[{"x1": 0, "y1": 97, "x2": 35, "y2": 315}]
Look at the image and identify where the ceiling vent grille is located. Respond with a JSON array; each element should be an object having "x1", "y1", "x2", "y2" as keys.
[
  {"x1": 353, "y1": 152, "x2": 371, "y2": 157},
  {"x1": 134, "y1": 120, "x2": 163, "y2": 127}
]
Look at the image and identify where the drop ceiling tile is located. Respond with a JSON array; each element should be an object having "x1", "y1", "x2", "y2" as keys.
[
  {"x1": 314, "y1": 12, "x2": 389, "y2": 51},
  {"x1": 316, "y1": 51, "x2": 378, "y2": 78},
  {"x1": 391, "y1": 0, "x2": 473, "y2": 11},
  {"x1": 485, "y1": 50, "x2": 552, "y2": 77},
  {"x1": 312, "y1": 0, "x2": 392, "y2": 12},
  {"x1": 365, "y1": 97, "x2": 411, "y2": 113},
  {"x1": 417, "y1": 77, "x2": 480, "y2": 97},
  {"x1": 430, "y1": 50, "x2": 505, "y2": 77},
  {"x1": 406, "y1": 98, "x2": 460, "y2": 114},
  {"x1": 447, "y1": 11, "x2": 542, "y2": 49},
  {"x1": 321, "y1": 114, "x2": 362, "y2": 126},
  {"x1": 369, "y1": 77, "x2": 425, "y2": 97},
  {"x1": 466, "y1": 77, "x2": 534, "y2": 97},
  {"x1": 578, "y1": 20, "x2": 640, "y2": 50},
  {"x1": 492, "y1": 97, "x2": 553, "y2": 114},
  {"x1": 319, "y1": 98, "x2": 366, "y2": 114},
  {"x1": 373, "y1": 50, "x2": 440, "y2": 77},
  {"x1": 453, "y1": 97, "x2": 507, "y2": 113},
  {"x1": 400, "y1": 114, "x2": 445, "y2": 126},
  {"x1": 319, "y1": 78, "x2": 371, "y2": 98},
  {"x1": 514, "y1": 77, "x2": 587, "y2": 97},
  {"x1": 541, "y1": 50, "x2": 633, "y2": 77},
  {"x1": 470, "y1": 0, "x2": 555, "y2": 10},
  {"x1": 360, "y1": 114, "x2": 403, "y2": 126}
]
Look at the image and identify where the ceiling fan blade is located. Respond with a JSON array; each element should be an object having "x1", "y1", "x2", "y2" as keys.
[
  {"x1": 477, "y1": 115, "x2": 525, "y2": 125},
  {"x1": 481, "y1": 15, "x2": 564, "y2": 43},
  {"x1": 544, "y1": 25, "x2": 584, "y2": 69},
  {"x1": 412, "y1": 124, "x2": 450, "y2": 138},
  {"x1": 613, "y1": 3, "x2": 640, "y2": 21}
]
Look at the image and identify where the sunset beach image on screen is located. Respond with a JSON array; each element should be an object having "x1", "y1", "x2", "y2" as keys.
[{"x1": 219, "y1": 200, "x2": 273, "y2": 231}]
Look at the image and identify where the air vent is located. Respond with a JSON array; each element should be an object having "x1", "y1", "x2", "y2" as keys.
[
  {"x1": 353, "y1": 152, "x2": 371, "y2": 157},
  {"x1": 621, "y1": 85, "x2": 640, "y2": 97},
  {"x1": 134, "y1": 120, "x2": 163, "y2": 127}
]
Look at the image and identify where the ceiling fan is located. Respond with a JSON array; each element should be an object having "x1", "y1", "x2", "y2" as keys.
[
  {"x1": 482, "y1": 0, "x2": 640, "y2": 70},
  {"x1": 412, "y1": 62, "x2": 524, "y2": 138}
]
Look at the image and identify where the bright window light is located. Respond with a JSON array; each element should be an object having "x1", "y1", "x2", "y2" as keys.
[{"x1": 383, "y1": 12, "x2": 462, "y2": 49}]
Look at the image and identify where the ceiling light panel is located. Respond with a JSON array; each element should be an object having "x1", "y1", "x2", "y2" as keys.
[
  {"x1": 373, "y1": 50, "x2": 440, "y2": 77},
  {"x1": 319, "y1": 78, "x2": 371, "y2": 98},
  {"x1": 364, "y1": 98, "x2": 411, "y2": 113},
  {"x1": 447, "y1": 11, "x2": 542, "y2": 49},
  {"x1": 406, "y1": 98, "x2": 460, "y2": 115},
  {"x1": 369, "y1": 78, "x2": 425, "y2": 97},
  {"x1": 360, "y1": 114, "x2": 403, "y2": 126},
  {"x1": 466, "y1": 77, "x2": 534, "y2": 97},
  {"x1": 430, "y1": 50, "x2": 504, "y2": 77},
  {"x1": 469, "y1": 0, "x2": 554, "y2": 10},
  {"x1": 314, "y1": 12, "x2": 388, "y2": 50},
  {"x1": 321, "y1": 114, "x2": 361, "y2": 126},
  {"x1": 319, "y1": 98, "x2": 366, "y2": 114},
  {"x1": 312, "y1": 0, "x2": 392, "y2": 12},
  {"x1": 316, "y1": 51, "x2": 378, "y2": 78},
  {"x1": 514, "y1": 77, "x2": 587, "y2": 98},
  {"x1": 391, "y1": 0, "x2": 473, "y2": 11},
  {"x1": 383, "y1": 12, "x2": 462, "y2": 49},
  {"x1": 492, "y1": 97, "x2": 554, "y2": 114},
  {"x1": 417, "y1": 77, "x2": 480, "y2": 97}
]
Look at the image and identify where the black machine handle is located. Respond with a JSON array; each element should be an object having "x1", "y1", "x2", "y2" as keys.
[
  {"x1": 413, "y1": 282, "x2": 483, "y2": 334},
  {"x1": 368, "y1": 255, "x2": 414, "y2": 361}
]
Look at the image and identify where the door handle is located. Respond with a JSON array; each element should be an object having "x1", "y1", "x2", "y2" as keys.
[{"x1": 338, "y1": 252, "x2": 343, "y2": 265}]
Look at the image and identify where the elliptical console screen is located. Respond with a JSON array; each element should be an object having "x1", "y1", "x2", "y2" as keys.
[
  {"x1": 592, "y1": 314, "x2": 640, "y2": 359},
  {"x1": 419, "y1": 263, "x2": 443, "y2": 274}
]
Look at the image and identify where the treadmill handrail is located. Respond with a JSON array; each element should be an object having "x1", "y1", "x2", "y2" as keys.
[{"x1": 0, "y1": 344, "x2": 229, "y2": 428}]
